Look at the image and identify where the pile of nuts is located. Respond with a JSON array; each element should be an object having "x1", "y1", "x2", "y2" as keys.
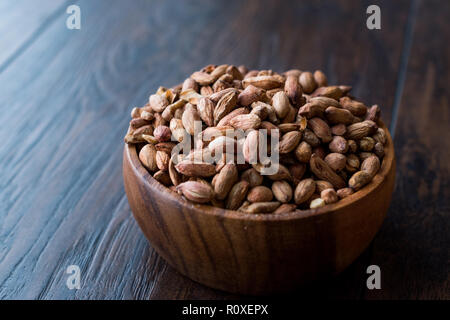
[{"x1": 124, "y1": 65, "x2": 387, "y2": 214}]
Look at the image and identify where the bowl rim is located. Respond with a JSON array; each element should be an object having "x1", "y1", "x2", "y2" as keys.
[{"x1": 125, "y1": 120, "x2": 395, "y2": 222}]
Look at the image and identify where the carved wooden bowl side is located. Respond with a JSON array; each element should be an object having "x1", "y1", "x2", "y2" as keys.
[{"x1": 123, "y1": 122, "x2": 396, "y2": 295}]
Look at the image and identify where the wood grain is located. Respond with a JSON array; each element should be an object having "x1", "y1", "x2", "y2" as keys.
[
  {"x1": 364, "y1": 0, "x2": 450, "y2": 299},
  {"x1": 0, "y1": 0, "x2": 71, "y2": 72},
  {"x1": 1, "y1": 0, "x2": 445, "y2": 299}
]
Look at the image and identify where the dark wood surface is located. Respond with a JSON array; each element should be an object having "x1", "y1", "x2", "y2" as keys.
[{"x1": 0, "y1": 0, "x2": 448, "y2": 299}]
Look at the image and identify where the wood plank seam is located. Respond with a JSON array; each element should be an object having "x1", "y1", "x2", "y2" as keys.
[
  {"x1": 389, "y1": 0, "x2": 420, "y2": 139},
  {"x1": 360, "y1": 1, "x2": 419, "y2": 299}
]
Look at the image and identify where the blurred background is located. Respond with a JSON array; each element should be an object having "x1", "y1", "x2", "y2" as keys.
[{"x1": 0, "y1": 0, "x2": 448, "y2": 299}]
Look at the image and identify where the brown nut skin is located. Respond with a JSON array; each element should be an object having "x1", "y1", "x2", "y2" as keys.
[
  {"x1": 131, "y1": 124, "x2": 154, "y2": 139},
  {"x1": 346, "y1": 154, "x2": 360, "y2": 173},
  {"x1": 250, "y1": 104, "x2": 269, "y2": 121},
  {"x1": 272, "y1": 181, "x2": 293, "y2": 203},
  {"x1": 229, "y1": 114, "x2": 262, "y2": 131},
  {"x1": 339, "y1": 85, "x2": 352, "y2": 95},
  {"x1": 373, "y1": 128, "x2": 387, "y2": 144},
  {"x1": 243, "y1": 70, "x2": 258, "y2": 79},
  {"x1": 155, "y1": 142, "x2": 177, "y2": 154},
  {"x1": 331, "y1": 123, "x2": 347, "y2": 136},
  {"x1": 359, "y1": 152, "x2": 376, "y2": 162},
  {"x1": 310, "y1": 154, "x2": 346, "y2": 189},
  {"x1": 241, "y1": 201, "x2": 281, "y2": 214},
  {"x1": 361, "y1": 155, "x2": 380, "y2": 178},
  {"x1": 294, "y1": 178, "x2": 316, "y2": 205},
  {"x1": 324, "y1": 153, "x2": 347, "y2": 171},
  {"x1": 182, "y1": 103, "x2": 201, "y2": 136},
  {"x1": 312, "y1": 146, "x2": 327, "y2": 160},
  {"x1": 237, "y1": 65, "x2": 249, "y2": 76},
  {"x1": 226, "y1": 181, "x2": 250, "y2": 210},
  {"x1": 153, "y1": 170, "x2": 172, "y2": 186},
  {"x1": 238, "y1": 85, "x2": 265, "y2": 107},
  {"x1": 359, "y1": 137, "x2": 375, "y2": 152},
  {"x1": 241, "y1": 168, "x2": 263, "y2": 187},
  {"x1": 348, "y1": 139, "x2": 358, "y2": 153},
  {"x1": 272, "y1": 91, "x2": 291, "y2": 119},
  {"x1": 295, "y1": 141, "x2": 312, "y2": 163},
  {"x1": 308, "y1": 117, "x2": 332, "y2": 143},
  {"x1": 131, "y1": 107, "x2": 141, "y2": 119},
  {"x1": 259, "y1": 121, "x2": 278, "y2": 136},
  {"x1": 175, "y1": 160, "x2": 216, "y2": 178},
  {"x1": 337, "y1": 187, "x2": 354, "y2": 199},
  {"x1": 242, "y1": 75, "x2": 284, "y2": 90},
  {"x1": 282, "y1": 106, "x2": 298, "y2": 123},
  {"x1": 217, "y1": 107, "x2": 249, "y2": 127},
  {"x1": 176, "y1": 181, "x2": 214, "y2": 204},
  {"x1": 247, "y1": 186, "x2": 273, "y2": 203},
  {"x1": 273, "y1": 203, "x2": 297, "y2": 214},
  {"x1": 200, "y1": 86, "x2": 214, "y2": 96},
  {"x1": 266, "y1": 164, "x2": 292, "y2": 181},
  {"x1": 345, "y1": 120, "x2": 377, "y2": 140},
  {"x1": 298, "y1": 102, "x2": 325, "y2": 119},
  {"x1": 126, "y1": 65, "x2": 388, "y2": 212},
  {"x1": 284, "y1": 69, "x2": 302, "y2": 78},
  {"x1": 139, "y1": 144, "x2": 158, "y2": 172},
  {"x1": 302, "y1": 129, "x2": 321, "y2": 147},
  {"x1": 315, "y1": 180, "x2": 334, "y2": 193},
  {"x1": 243, "y1": 130, "x2": 259, "y2": 163},
  {"x1": 278, "y1": 123, "x2": 302, "y2": 133},
  {"x1": 337, "y1": 170, "x2": 348, "y2": 182},
  {"x1": 141, "y1": 110, "x2": 155, "y2": 121},
  {"x1": 374, "y1": 142, "x2": 385, "y2": 158},
  {"x1": 284, "y1": 75, "x2": 303, "y2": 106},
  {"x1": 182, "y1": 78, "x2": 199, "y2": 92},
  {"x1": 153, "y1": 112, "x2": 168, "y2": 127},
  {"x1": 149, "y1": 94, "x2": 169, "y2": 113},
  {"x1": 168, "y1": 156, "x2": 182, "y2": 186},
  {"x1": 226, "y1": 65, "x2": 243, "y2": 80},
  {"x1": 299, "y1": 71, "x2": 317, "y2": 94},
  {"x1": 191, "y1": 71, "x2": 216, "y2": 86},
  {"x1": 130, "y1": 118, "x2": 151, "y2": 129},
  {"x1": 329, "y1": 136, "x2": 349, "y2": 154},
  {"x1": 209, "y1": 87, "x2": 238, "y2": 103},
  {"x1": 289, "y1": 163, "x2": 307, "y2": 185},
  {"x1": 310, "y1": 86, "x2": 343, "y2": 100},
  {"x1": 279, "y1": 131, "x2": 302, "y2": 154},
  {"x1": 154, "y1": 125, "x2": 172, "y2": 142},
  {"x1": 197, "y1": 97, "x2": 215, "y2": 127},
  {"x1": 349, "y1": 170, "x2": 372, "y2": 191},
  {"x1": 321, "y1": 188, "x2": 338, "y2": 204},
  {"x1": 213, "y1": 79, "x2": 229, "y2": 93},
  {"x1": 340, "y1": 96, "x2": 368, "y2": 116},
  {"x1": 325, "y1": 106, "x2": 354, "y2": 125},
  {"x1": 156, "y1": 151, "x2": 170, "y2": 172},
  {"x1": 214, "y1": 164, "x2": 238, "y2": 200},
  {"x1": 213, "y1": 90, "x2": 238, "y2": 125},
  {"x1": 365, "y1": 104, "x2": 381, "y2": 122},
  {"x1": 313, "y1": 70, "x2": 328, "y2": 87}
]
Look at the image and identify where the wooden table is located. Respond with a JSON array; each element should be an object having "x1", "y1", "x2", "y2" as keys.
[{"x1": 0, "y1": 0, "x2": 448, "y2": 300}]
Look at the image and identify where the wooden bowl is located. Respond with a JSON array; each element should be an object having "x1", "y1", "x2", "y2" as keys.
[{"x1": 123, "y1": 121, "x2": 396, "y2": 295}]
